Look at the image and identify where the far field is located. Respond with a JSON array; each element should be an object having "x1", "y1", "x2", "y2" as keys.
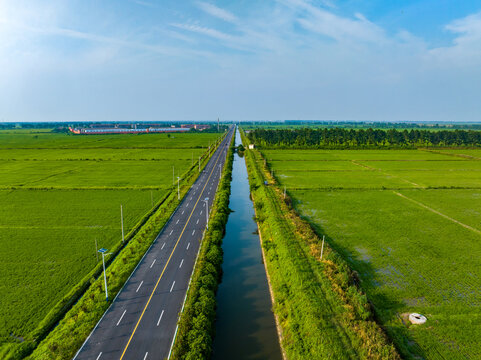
[
  {"x1": 262, "y1": 148, "x2": 481, "y2": 359},
  {"x1": 0, "y1": 130, "x2": 220, "y2": 349}
]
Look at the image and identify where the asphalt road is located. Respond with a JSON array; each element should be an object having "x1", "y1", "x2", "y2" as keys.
[{"x1": 74, "y1": 126, "x2": 234, "y2": 360}]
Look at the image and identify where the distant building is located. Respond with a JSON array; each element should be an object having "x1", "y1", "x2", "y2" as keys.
[
  {"x1": 69, "y1": 122, "x2": 211, "y2": 134},
  {"x1": 180, "y1": 124, "x2": 210, "y2": 131},
  {"x1": 248, "y1": 144, "x2": 255, "y2": 149},
  {"x1": 69, "y1": 126, "x2": 190, "y2": 135}
]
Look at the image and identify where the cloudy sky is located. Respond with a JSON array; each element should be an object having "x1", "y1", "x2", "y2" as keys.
[{"x1": 0, "y1": 0, "x2": 480, "y2": 122}]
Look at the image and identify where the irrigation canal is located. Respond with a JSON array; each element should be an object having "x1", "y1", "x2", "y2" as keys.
[{"x1": 212, "y1": 130, "x2": 282, "y2": 360}]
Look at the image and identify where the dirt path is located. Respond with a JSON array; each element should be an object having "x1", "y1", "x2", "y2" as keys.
[
  {"x1": 351, "y1": 159, "x2": 423, "y2": 188},
  {"x1": 419, "y1": 148, "x2": 481, "y2": 161},
  {"x1": 394, "y1": 191, "x2": 481, "y2": 235}
]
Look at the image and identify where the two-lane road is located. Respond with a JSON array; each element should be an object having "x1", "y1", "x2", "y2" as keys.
[{"x1": 74, "y1": 127, "x2": 234, "y2": 360}]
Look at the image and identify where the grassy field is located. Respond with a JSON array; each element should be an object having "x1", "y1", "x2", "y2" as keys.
[
  {"x1": 0, "y1": 130, "x2": 220, "y2": 351},
  {"x1": 261, "y1": 148, "x2": 481, "y2": 359}
]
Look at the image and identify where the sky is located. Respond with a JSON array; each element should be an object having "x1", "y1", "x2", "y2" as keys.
[{"x1": 0, "y1": 0, "x2": 480, "y2": 123}]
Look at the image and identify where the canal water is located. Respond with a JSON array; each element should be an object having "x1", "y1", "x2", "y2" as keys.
[{"x1": 212, "y1": 130, "x2": 282, "y2": 360}]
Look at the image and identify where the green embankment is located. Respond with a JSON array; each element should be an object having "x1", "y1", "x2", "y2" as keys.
[
  {"x1": 170, "y1": 131, "x2": 235, "y2": 360},
  {"x1": 241, "y1": 129, "x2": 400, "y2": 360}
]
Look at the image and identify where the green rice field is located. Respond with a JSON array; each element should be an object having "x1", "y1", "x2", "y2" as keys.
[
  {"x1": 262, "y1": 148, "x2": 481, "y2": 359},
  {"x1": 0, "y1": 130, "x2": 219, "y2": 349}
]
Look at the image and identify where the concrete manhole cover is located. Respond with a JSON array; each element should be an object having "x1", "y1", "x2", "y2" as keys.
[{"x1": 408, "y1": 313, "x2": 427, "y2": 325}]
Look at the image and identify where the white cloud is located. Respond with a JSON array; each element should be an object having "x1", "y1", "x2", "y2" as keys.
[
  {"x1": 429, "y1": 11, "x2": 481, "y2": 67},
  {"x1": 131, "y1": 0, "x2": 156, "y2": 8},
  {"x1": 0, "y1": 1, "x2": 480, "y2": 122},
  {"x1": 171, "y1": 23, "x2": 234, "y2": 41},
  {"x1": 281, "y1": 0, "x2": 385, "y2": 43},
  {"x1": 196, "y1": 2, "x2": 238, "y2": 23}
]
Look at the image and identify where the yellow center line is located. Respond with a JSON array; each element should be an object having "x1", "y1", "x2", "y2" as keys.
[{"x1": 119, "y1": 135, "x2": 228, "y2": 359}]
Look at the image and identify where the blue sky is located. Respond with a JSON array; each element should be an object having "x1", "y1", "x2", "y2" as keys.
[{"x1": 0, "y1": 0, "x2": 480, "y2": 122}]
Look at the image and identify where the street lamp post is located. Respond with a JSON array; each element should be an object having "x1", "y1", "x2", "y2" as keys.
[
  {"x1": 98, "y1": 248, "x2": 111, "y2": 301},
  {"x1": 203, "y1": 197, "x2": 209, "y2": 229}
]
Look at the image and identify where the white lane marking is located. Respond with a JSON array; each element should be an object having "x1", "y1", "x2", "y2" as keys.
[
  {"x1": 157, "y1": 310, "x2": 164, "y2": 326},
  {"x1": 170, "y1": 281, "x2": 175, "y2": 293},
  {"x1": 196, "y1": 219, "x2": 199, "y2": 224},
  {"x1": 150, "y1": 259, "x2": 156, "y2": 268},
  {"x1": 161, "y1": 242, "x2": 165, "y2": 250},
  {"x1": 192, "y1": 229, "x2": 195, "y2": 236},
  {"x1": 143, "y1": 352, "x2": 148, "y2": 360},
  {"x1": 136, "y1": 281, "x2": 143, "y2": 293},
  {"x1": 190, "y1": 197, "x2": 192, "y2": 200},
  {"x1": 169, "y1": 230, "x2": 173, "y2": 236},
  {"x1": 179, "y1": 259, "x2": 184, "y2": 268},
  {"x1": 116, "y1": 310, "x2": 126, "y2": 326},
  {"x1": 182, "y1": 210, "x2": 184, "y2": 215},
  {"x1": 96, "y1": 353, "x2": 102, "y2": 360},
  {"x1": 186, "y1": 203, "x2": 190, "y2": 207},
  {"x1": 200, "y1": 210, "x2": 203, "y2": 215},
  {"x1": 208, "y1": 192, "x2": 210, "y2": 195},
  {"x1": 176, "y1": 219, "x2": 179, "y2": 224},
  {"x1": 186, "y1": 242, "x2": 190, "y2": 250}
]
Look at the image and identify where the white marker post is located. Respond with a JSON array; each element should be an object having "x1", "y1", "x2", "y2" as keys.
[
  {"x1": 320, "y1": 235, "x2": 325, "y2": 260},
  {"x1": 172, "y1": 166, "x2": 175, "y2": 185},
  {"x1": 120, "y1": 205, "x2": 124, "y2": 243}
]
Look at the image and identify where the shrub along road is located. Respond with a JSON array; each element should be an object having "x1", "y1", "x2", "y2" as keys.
[{"x1": 74, "y1": 127, "x2": 234, "y2": 360}]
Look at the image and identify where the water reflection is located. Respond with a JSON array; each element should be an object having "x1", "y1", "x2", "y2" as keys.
[{"x1": 212, "y1": 130, "x2": 282, "y2": 360}]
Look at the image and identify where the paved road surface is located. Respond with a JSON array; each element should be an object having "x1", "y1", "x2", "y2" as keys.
[{"x1": 74, "y1": 126, "x2": 234, "y2": 360}]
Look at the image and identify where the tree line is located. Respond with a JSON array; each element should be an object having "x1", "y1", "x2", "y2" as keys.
[{"x1": 247, "y1": 128, "x2": 481, "y2": 148}]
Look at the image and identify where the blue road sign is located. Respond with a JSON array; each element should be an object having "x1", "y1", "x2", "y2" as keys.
[{"x1": 98, "y1": 248, "x2": 108, "y2": 253}]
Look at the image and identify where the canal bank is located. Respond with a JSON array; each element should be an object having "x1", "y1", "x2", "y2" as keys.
[{"x1": 212, "y1": 130, "x2": 282, "y2": 360}]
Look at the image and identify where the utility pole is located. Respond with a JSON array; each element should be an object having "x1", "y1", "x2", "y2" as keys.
[
  {"x1": 320, "y1": 235, "x2": 325, "y2": 260},
  {"x1": 177, "y1": 176, "x2": 181, "y2": 200},
  {"x1": 120, "y1": 205, "x2": 124, "y2": 243}
]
